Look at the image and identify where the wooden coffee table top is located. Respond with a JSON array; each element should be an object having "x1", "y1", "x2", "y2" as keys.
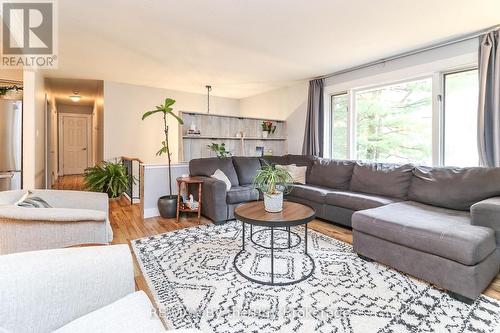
[{"x1": 234, "y1": 201, "x2": 315, "y2": 227}]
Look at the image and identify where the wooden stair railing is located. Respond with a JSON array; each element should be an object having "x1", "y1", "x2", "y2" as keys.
[{"x1": 121, "y1": 156, "x2": 143, "y2": 205}]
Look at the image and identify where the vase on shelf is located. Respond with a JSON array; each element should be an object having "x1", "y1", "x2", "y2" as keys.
[{"x1": 262, "y1": 131, "x2": 269, "y2": 139}]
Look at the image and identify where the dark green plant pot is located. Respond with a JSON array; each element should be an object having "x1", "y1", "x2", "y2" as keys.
[{"x1": 158, "y1": 195, "x2": 178, "y2": 218}]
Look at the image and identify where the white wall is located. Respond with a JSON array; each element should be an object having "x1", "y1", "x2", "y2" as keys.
[
  {"x1": 103, "y1": 81, "x2": 239, "y2": 163},
  {"x1": 45, "y1": 86, "x2": 58, "y2": 187},
  {"x1": 92, "y1": 82, "x2": 104, "y2": 164},
  {"x1": 239, "y1": 81, "x2": 308, "y2": 154},
  {"x1": 23, "y1": 70, "x2": 46, "y2": 189},
  {"x1": 58, "y1": 104, "x2": 93, "y2": 114}
]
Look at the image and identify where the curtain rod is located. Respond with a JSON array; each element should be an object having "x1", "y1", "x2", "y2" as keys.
[{"x1": 314, "y1": 24, "x2": 500, "y2": 81}]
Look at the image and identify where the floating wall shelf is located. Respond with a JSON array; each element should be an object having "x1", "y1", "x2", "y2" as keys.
[{"x1": 179, "y1": 111, "x2": 288, "y2": 160}]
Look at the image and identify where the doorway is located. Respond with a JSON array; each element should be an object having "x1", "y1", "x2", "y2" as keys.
[{"x1": 58, "y1": 113, "x2": 92, "y2": 175}]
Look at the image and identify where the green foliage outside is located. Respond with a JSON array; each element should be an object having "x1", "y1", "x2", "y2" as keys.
[{"x1": 332, "y1": 78, "x2": 433, "y2": 164}]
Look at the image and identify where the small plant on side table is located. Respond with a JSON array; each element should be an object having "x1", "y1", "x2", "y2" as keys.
[{"x1": 253, "y1": 162, "x2": 293, "y2": 212}]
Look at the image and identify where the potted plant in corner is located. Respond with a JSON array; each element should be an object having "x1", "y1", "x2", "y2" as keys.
[
  {"x1": 253, "y1": 163, "x2": 293, "y2": 212},
  {"x1": 142, "y1": 98, "x2": 184, "y2": 218},
  {"x1": 84, "y1": 160, "x2": 131, "y2": 198}
]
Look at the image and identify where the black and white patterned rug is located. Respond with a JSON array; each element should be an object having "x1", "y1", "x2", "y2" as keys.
[{"x1": 131, "y1": 221, "x2": 500, "y2": 333}]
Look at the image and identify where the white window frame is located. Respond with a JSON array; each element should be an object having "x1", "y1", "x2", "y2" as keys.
[{"x1": 325, "y1": 66, "x2": 477, "y2": 166}]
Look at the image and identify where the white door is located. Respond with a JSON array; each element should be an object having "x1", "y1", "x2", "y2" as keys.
[{"x1": 62, "y1": 115, "x2": 89, "y2": 175}]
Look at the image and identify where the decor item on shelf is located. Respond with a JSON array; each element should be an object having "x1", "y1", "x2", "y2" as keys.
[
  {"x1": 236, "y1": 132, "x2": 242, "y2": 138},
  {"x1": 142, "y1": 98, "x2": 184, "y2": 218},
  {"x1": 187, "y1": 121, "x2": 201, "y2": 136},
  {"x1": 84, "y1": 160, "x2": 131, "y2": 198},
  {"x1": 207, "y1": 142, "x2": 231, "y2": 158},
  {"x1": 253, "y1": 162, "x2": 293, "y2": 212},
  {"x1": 264, "y1": 149, "x2": 273, "y2": 156},
  {"x1": 186, "y1": 128, "x2": 201, "y2": 136},
  {"x1": 261, "y1": 121, "x2": 276, "y2": 138},
  {"x1": 255, "y1": 146, "x2": 264, "y2": 157}
]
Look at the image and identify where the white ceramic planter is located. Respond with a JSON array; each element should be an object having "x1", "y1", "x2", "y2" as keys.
[
  {"x1": 262, "y1": 131, "x2": 269, "y2": 138},
  {"x1": 264, "y1": 192, "x2": 283, "y2": 213}
]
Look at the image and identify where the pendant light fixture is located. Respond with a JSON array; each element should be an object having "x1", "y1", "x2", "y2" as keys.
[{"x1": 205, "y1": 85, "x2": 212, "y2": 114}]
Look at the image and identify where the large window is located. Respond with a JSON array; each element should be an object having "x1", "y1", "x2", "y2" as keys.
[
  {"x1": 443, "y1": 69, "x2": 479, "y2": 166},
  {"x1": 327, "y1": 70, "x2": 479, "y2": 166},
  {"x1": 355, "y1": 78, "x2": 433, "y2": 164}
]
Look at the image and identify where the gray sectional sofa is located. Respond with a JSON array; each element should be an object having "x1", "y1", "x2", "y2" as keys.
[{"x1": 189, "y1": 154, "x2": 500, "y2": 302}]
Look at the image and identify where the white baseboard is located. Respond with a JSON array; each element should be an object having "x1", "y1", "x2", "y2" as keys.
[{"x1": 144, "y1": 207, "x2": 160, "y2": 219}]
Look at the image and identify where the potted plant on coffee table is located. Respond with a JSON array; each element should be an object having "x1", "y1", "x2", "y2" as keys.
[
  {"x1": 253, "y1": 163, "x2": 293, "y2": 212},
  {"x1": 142, "y1": 98, "x2": 184, "y2": 218}
]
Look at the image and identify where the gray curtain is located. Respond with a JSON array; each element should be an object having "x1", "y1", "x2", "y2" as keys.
[
  {"x1": 302, "y1": 79, "x2": 324, "y2": 156},
  {"x1": 478, "y1": 29, "x2": 500, "y2": 167}
]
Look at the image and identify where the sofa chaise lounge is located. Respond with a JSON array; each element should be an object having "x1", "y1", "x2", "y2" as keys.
[{"x1": 189, "y1": 155, "x2": 500, "y2": 302}]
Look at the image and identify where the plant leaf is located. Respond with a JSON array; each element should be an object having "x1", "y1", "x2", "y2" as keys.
[{"x1": 142, "y1": 109, "x2": 163, "y2": 120}]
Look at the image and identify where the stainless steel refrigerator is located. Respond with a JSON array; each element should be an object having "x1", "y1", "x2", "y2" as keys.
[{"x1": 0, "y1": 99, "x2": 22, "y2": 191}]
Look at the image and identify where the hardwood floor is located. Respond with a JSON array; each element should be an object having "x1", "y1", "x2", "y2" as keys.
[{"x1": 53, "y1": 175, "x2": 499, "y2": 301}]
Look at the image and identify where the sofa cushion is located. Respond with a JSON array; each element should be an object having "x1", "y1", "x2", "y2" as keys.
[
  {"x1": 325, "y1": 191, "x2": 400, "y2": 211},
  {"x1": 288, "y1": 184, "x2": 331, "y2": 204},
  {"x1": 287, "y1": 155, "x2": 316, "y2": 180},
  {"x1": 408, "y1": 166, "x2": 500, "y2": 210},
  {"x1": 352, "y1": 201, "x2": 496, "y2": 266},
  {"x1": 53, "y1": 291, "x2": 166, "y2": 332},
  {"x1": 189, "y1": 157, "x2": 239, "y2": 186},
  {"x1": 349, "y1": 162, "x2": 414, "y2": 199},
  {"x1": 232, "y1": 156, "x2": 261, "y2": 185},
  {"x1": 308, "y1": 158, "x2": 355, "y2": 190},
  {"x1": 226, "y1": 186, "x2": 259, "y2": 204}
]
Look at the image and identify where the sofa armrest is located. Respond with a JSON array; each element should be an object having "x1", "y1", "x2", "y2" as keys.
[
  {"x1": 194, "y1": 176, "x2": 228, "y2": 223},
  {"x1": 471, "y1": 197, "x2": 500, "y2": 246},
  {"x1": 30, "y1": 189, "x2": 109, "y2": 213},
  {"x1": 0, "y1": 245, "x2": 135, "y2": 333},
  {"x1": 0, "y1": 206, "x2": 107, "y2": 222}
]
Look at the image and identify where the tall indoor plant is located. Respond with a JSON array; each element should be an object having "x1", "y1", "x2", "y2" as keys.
[
  {"x1": 142, "y1": 98, "x2": 184, "y2": 218},
  {"x1": 253, "y1": 163, "x2": 293, "y2": 212}
]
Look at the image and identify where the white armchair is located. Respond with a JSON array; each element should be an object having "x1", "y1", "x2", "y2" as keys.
[
  {"x1": 0, "y1": 245, "x2": 167, "y2": 332},
  {"x1": 0, "y1": 189, "x2": 113, "y2": 254}
]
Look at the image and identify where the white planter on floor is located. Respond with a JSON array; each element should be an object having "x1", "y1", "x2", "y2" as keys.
[{"x1": 264, "y1": 192, "x2": 283, "y2": 212}]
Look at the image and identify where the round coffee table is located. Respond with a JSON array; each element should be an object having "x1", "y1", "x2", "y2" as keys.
[{"x1": 233, "y1": 200, "x2": 316, "y2": 286}]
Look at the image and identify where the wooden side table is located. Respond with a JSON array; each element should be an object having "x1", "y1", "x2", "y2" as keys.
[{"x1": 176, "y1": 176, "x2": 203, "y2": 223}]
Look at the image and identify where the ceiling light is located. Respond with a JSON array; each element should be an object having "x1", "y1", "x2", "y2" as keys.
[{"x1": 69, "y1": 91, "x2": 81, "y2": 102}]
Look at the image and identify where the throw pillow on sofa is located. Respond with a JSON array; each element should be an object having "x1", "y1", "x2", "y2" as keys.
[
  {"x1": 211, "y1": 169, "x2": 232, "y2": 191},
  {"x1": 276, "y1": 164, "x2": 307, "y2": 184},
  {"x1": 16, "y1": 192, "x2": 52, "y2": 208}
]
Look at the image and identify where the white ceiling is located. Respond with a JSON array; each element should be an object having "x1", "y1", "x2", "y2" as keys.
[
  {"x1": 43, "y1": 0, "x2": 500, "y2": 98},
  {"x1": 46, "y1": 78, "x2": 102, "y2": 106}
]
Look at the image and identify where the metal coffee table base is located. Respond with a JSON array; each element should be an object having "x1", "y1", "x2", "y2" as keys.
[{"x1": 233, "y1": 222, "x2": 315, "y2": 286}]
